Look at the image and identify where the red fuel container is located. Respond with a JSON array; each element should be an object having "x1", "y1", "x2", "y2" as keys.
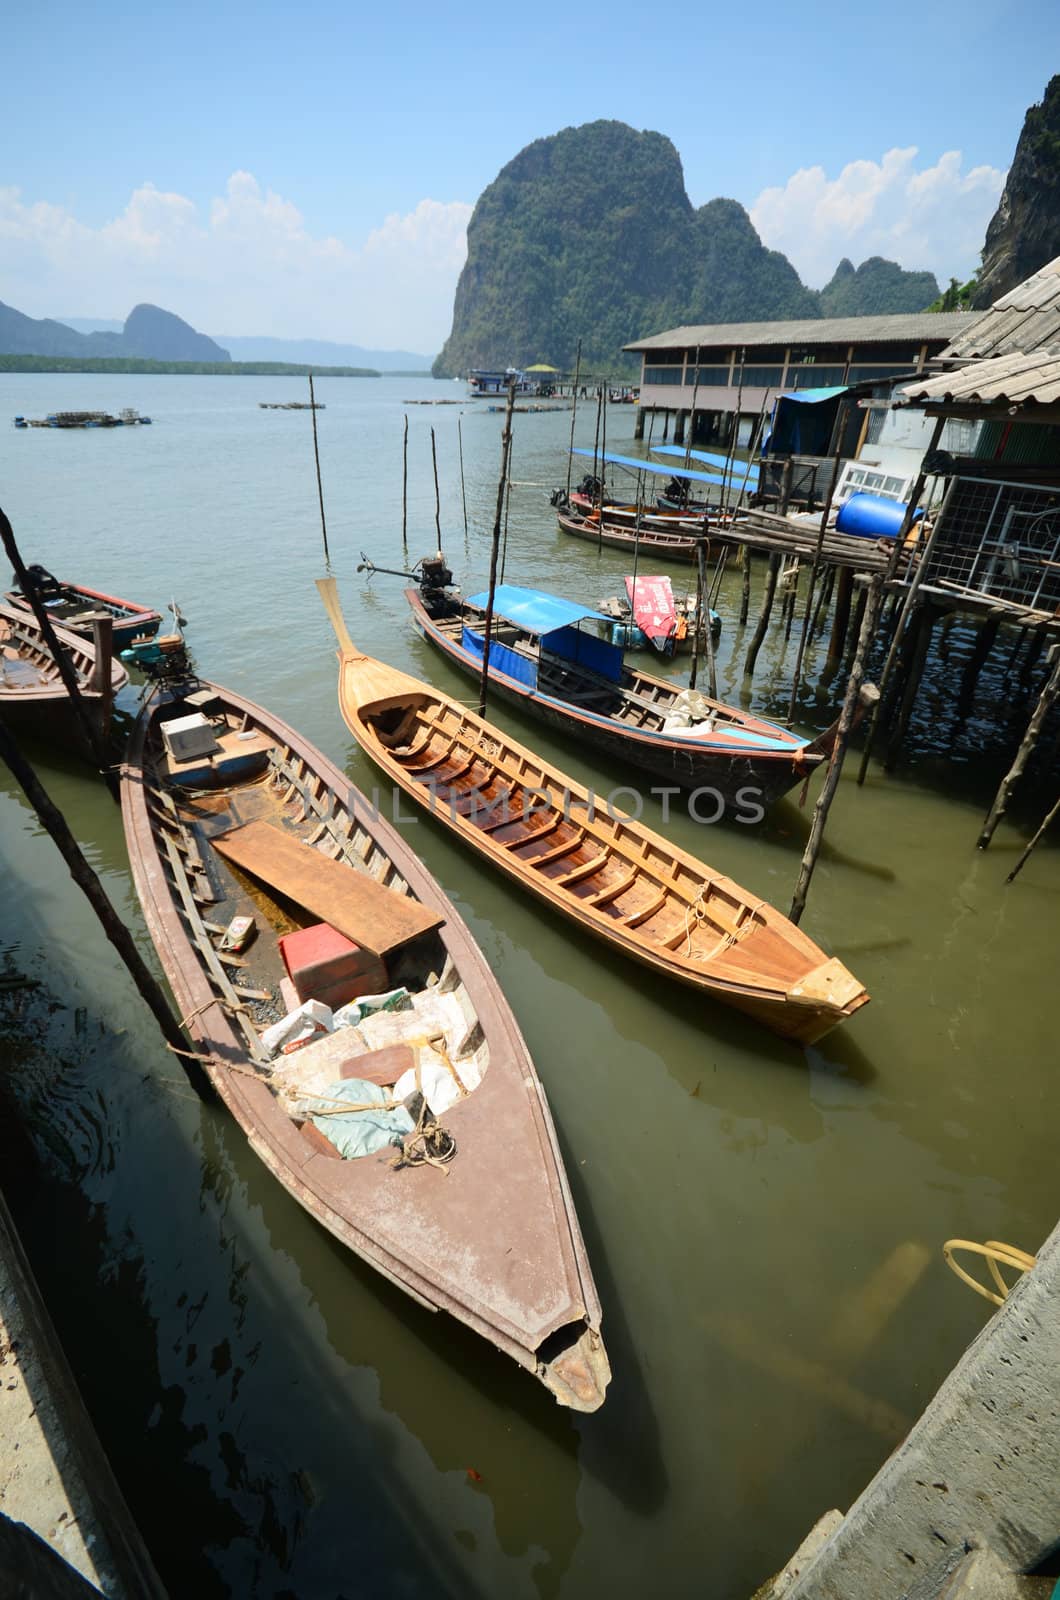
[{"x1": 278, "y1": 923, "x2": 388, "y2": 1012}]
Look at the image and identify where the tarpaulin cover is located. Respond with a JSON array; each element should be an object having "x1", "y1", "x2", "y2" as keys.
[
  {"x1": 651, "y1": 445, "x2": 760, "y2": 484},
  {"x1": 625, "y1": 575, "x2": 676, "y2": 647},
  {"x1": 309, "y1": 1078, "x2": 414, "y2": 1160},
  {"x1": 466, "y1": 583, "x2": 607, "y2": 633},
  {"x1": 542, "y1": 625, "x2": 623, "y2": 682},
  {"x1": 571, "y1": 447, "x2": 729, "y2": 488},
  {"x1": 460, "y1": 626, "x2": 537, "y2": 688}
]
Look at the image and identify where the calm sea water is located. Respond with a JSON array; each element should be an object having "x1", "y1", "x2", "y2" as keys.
[{"x1": 0, "y1": 374, "x2": 1057, "y2": 1599}]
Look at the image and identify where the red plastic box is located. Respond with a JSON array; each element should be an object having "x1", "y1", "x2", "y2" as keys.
[{"x1": 278, "y1": 922, "x2": 388, "y2": 1013}]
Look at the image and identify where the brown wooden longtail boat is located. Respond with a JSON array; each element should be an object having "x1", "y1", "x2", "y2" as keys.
[
  {"x1": 0, "y1": 599, "x2": 127, "y2": 738},
  {"x1": 120, "y1": 679, "x2": 609, "y2": 1411},
  {"x1": 318, "y1": 579, "x2": 868, "y2": 1045},
  {"x1": 555, "y1": 504, "x2": 701, "y2": 563},
  {"x1": 5, "y1": 565, "x2": 162, "y2": 648}
]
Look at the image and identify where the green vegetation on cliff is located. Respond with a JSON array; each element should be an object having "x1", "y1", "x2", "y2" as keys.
[
  {"x1": 819, "y1": 256, "x2": 939, "y2": 317},
  {"x1": 434, "y1": 121, "x2": 940, "y2": 377},
  {"x1": 974, "y1": 75, "x2": 1060, "y2": 307}
]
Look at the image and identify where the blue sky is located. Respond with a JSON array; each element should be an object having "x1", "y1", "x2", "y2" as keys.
[{"x1": 4, "y1": 0, "x2": 1058, "y2": 350}]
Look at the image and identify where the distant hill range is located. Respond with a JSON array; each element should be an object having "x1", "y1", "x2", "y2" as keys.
[
  {"x1": 214, "y1": 335, "x2": 432, "y2": 370},
  {"x1": 433, "y1": 120, "x2": 941, "y2": 377},
  {"x1": 973, "y1": 74, "x2": 1060, "y2": 307},
  {"x1": 0, "y1": 302, "x2": 231, "y2": 363}
]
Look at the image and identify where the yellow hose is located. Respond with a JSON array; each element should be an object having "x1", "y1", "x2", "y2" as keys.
[{"x1": 942, "y1": 1239, "x2": 1036, "y2": 1307}]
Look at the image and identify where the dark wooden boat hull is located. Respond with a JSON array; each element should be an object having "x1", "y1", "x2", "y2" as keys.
[
  {"x1": 120, "y1": 682, "x2": 609, "y2": 1410},
  {"x1": 0, "y1": 601, "x2": 127, "y2": 743},
  {"x1": 556, "y1": 507, "x2": 701, "y2": 563},
  {"x1": 5, "y1": 580, "x2": 161, "y2": 648},
  {"x1": 407, "y1": 591, "x2": 827, "y2": 810}
]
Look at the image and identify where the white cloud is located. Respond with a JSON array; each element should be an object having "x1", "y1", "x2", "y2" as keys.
[
  {"x1": 0, "y1": 175, "x2": 472, "y2": 352},
  {"x1": 750, "y1": 147, "x2": 1006, "y2": 288}
]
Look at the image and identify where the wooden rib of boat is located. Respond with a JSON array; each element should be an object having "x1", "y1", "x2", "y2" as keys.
[
  {"x1": 406, "y1": 582, "x2": 835, "y2": 808},
  {"x1": 0, "y1": 599, "x2": 127, "y2": 737},
  {"x1": 318, "y1": 579, "x2": 869, "y2": 1045},
  {"x1": 120, "y1": 679, "x2": 608, "y2": 1412},
  {"x1": 556, "y1": 505, "x2": 701, "y2": 563},
  {"x1": 5, "y1": 568, "x2": 162, "y2": 648}
]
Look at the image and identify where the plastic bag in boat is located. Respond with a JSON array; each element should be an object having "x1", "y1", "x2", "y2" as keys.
[
  {"x1": 261, "y1": 999, "x2": 334, "y2": 1056},
  {"x1": 662, "y1": 688, "x2": 715, "y2": 736},
  {"x1": 307, "y1": 1078, "x2": 414, "y2": 1160},
  {"x1": 393, "y1": 1043, "x2": 483, "y2": 1117},
  {"x1": 333, "y1": 989, "x2": 412, "y2": 1028}
]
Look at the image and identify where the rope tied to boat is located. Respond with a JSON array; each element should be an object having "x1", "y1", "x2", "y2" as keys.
[
  {"x1": 390, "y1": 1093, "x2": 456, "y2": 1176},
  {"x1": 683, "y1": 893, "x2": 766, "y2": 961},
  {"x1": 943, "y1": 1239, "x2": 1036, "y2": 1307}
]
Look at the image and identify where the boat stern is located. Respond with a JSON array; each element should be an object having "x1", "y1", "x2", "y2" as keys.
[{"x1": 538, "y1": 1325, "x2": 612, "y2": 1413}]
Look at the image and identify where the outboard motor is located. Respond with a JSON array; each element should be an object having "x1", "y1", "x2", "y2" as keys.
[
  {"x1": 419, "y1": 552, "x2": 454, "y2": 594},
  {"x1": 19, "y1": 563, "x2": 64, "y2": 599}
]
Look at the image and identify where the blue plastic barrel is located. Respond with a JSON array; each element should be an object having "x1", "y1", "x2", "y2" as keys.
[{"x1": 836, "y1": 493, "x2": 922, "y2": 539}]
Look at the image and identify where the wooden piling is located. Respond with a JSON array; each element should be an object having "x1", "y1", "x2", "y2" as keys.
[
  {"x1": 430, "y1": 426, "x2": 442, "y2": 547},
  {"x1": 824, "y1": 568, "x2": 854, "y2": 678},
  {"x1": 739, "y1": 548, "x2": 752, "y2": 627},
  {"x1": 457, "y1": 417, "x2": 468, "y2": 541},
  {"x1": 958, "y1": 612, "x2": 1002, "y2": 708},
  {"x1": 1007, "y1": 791, "x2": 1060, "y2": 882},
  {"x1": 0, "y1": 714, "x2": 202, "y2": 1087},
  {"x1": 978, "y1": 643, "x2": 1060, "y2": 850},
  {"x1": 810, "y1": 565, "x2": 835, "y2": 639},
  {"x1": 309, "y1": 373, "x2": 330, "y2": 565},
  {"x1": 789, "y1": 578, "x2": 884, "y2": 926},
  {"x1": 744, "y1": 553, "x2": 781, "y2": 680},
  {"x1": 401, "y1": 413, "x2": 409, "y2": 558},
  {"x1": 785, "y1": 401, "x2": 850, "y2": 722},
  {"x1": 884, "y1": 603, "x2": 936, "y2": 770},
  {"x1": 565, "y1": 338, "x2": 582, "y2": 500},
  {"x1": 854, "y1": 438, "x2": 951, "y2": 786},
  {"x1": 477, "y1": 380, "x2": 516, "y2": 719}
]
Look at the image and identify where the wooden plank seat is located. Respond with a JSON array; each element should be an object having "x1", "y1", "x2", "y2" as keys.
[{"x1": 211, "y1": 818, "x2": 444, "y2": 957}]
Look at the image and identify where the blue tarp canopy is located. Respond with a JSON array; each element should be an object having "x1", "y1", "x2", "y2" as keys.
[
  {"x1": 466, "y1": 583, "x2": 607, "y2": 634},
  {"x1": 571, "y1": 447, "x2": 729, "y2": 489},
  {"x1": 651, "y1": 444, "x2": 759, "y2": 484},
  {"x1": 777, "y1": 386, "x2": 848, "y2": 404}
]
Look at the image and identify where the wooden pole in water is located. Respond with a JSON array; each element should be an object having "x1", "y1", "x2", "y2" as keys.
[
  {"x1": 854, "y1": 430, "x2": 950, "y2": 785},
  {"x1": 688, "y1": 524, "x2": 716, "y2": 696},
  {"x1": 978, "y1": 643, "x2": 1060, "y2": 850},
  {"x1": 719, "y1": 347, "x2": 746, "y2": 518},
  {"x1": 430, "y1": 425, "x2": 442, "y2": 548},
  {"x1": 1006, "y1": 791, "x2": 1060, "y2": 883},
  {"x1": 402, "y1": 413, "x2": 409, "y2": 558},
  {"x1": 824, "y1": 568, "x2": 854, "y2": 679},
  {"x1": 565, "y1": 338, "x2": 582, "y2": 500},
  {"x1": 309, "y1": 374, "x2": 330, "y2": 565},
  {"x1": 0, "y1": 714, "x2": 202, "y2": 1083},
  {"x1": 500, "y1": 433, "x2": 514, "y2": 583},
  {"x1": 744, "y1": 553, "x2": 781, "y2": 680},
  {"x1": 789, "y1": 576, "x2": 883, "y2": 926},
  {"x1": 457, "y1": 417, "x2": 468, "y2": 540},
  {"x1": 0, "y1": 504, "x2": 117, "y2": 796},
  {"x1": 477, "y1": 380, "x2": 516, "y2": 718},
  {"x1": 592, "y1": 387, "x2": 604, "y2": 551},
  {"x1": 785, "y1": 399, "x2": 850, "y2": 721},
  {"x1": 884, "y1": 602, "x2": 936, "y2": 769}
]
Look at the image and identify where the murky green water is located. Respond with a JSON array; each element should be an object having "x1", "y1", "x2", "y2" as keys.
[{"x1": 1, "y1": 375, "x2": 1057, "y2": 1598}]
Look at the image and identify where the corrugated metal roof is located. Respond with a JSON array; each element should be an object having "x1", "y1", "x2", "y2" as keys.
[
  {"x1": 625, "y1": 312, "x2": 978, "y2": 353},
  {"x1": 899, "y1": 350, "x2": 1060, "y2": 408},
  {"x1": 942, "y1": 255, "x2": 1060, "y2": 360}
]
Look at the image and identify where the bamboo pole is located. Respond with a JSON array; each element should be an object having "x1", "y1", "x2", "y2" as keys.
[
  {"x1": 309, "y1": 374, "x2": 330, "y2": 565},
  {"x1": 1006, "y1": 792, "x2": 1060, "y2": 883},
  {"x1": 402, "y1": 413, "x2": 409, "y2": 558},
  {"x1": 683, "y1": 346, "x2": 703, "y2": 472},
  {"x1": 457, "y1": 417, "x2": 468, "y2": 540},
  {"x1": 477, "y1": 380, "x2": 516, "y2": 718},
  {"x1": 592, "y1": 387, "x2": 604, "y2": 551},
  {"x1": 978, "y1": 644, "x2": 1060, "y2": 850},
  {"x1": 430, "y1": 425, "x2": 442, "y2": 547},
  {"x1": 884, "y1": 603, "x2": 936, "y2": 769},
  {"x1": 565, "y1": 338, "x2": 582, "y2": 500},
  {"x1": 789, "y1": 577, "x2": 883, "y2": 926},
  {"x1": 0, "y1": 713, "x2": 202, "y2": 1085},
  {"x1": 719, "y1": 347, "x2": 746, "y2": 518},
  {"x1": 0, "y1": 504, "x2": 116, "y2": 794},
  {"x1": 500, "y1": 433, "x2": 514, "y2": 584},
  {"x1": 854, "y1": 432, "x2": 950, "y2": 785}
]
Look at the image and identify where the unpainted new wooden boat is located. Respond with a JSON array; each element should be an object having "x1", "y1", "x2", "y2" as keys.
[
  {"x1": 319, "y1": 579, "x2": 869, "y2": 1045},
  {"x1": 407, "y1": 581, "x2": 835, "y2": 809},
  {"x1": 120, "y1": 679, "x2": 609, "y2": 1411},
  {"x1": 5, "y1": 567, "x2": 162, "y2": 648},
  {"x1": 0, "y1": 599, "x2": 128, "y2": 737}
]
